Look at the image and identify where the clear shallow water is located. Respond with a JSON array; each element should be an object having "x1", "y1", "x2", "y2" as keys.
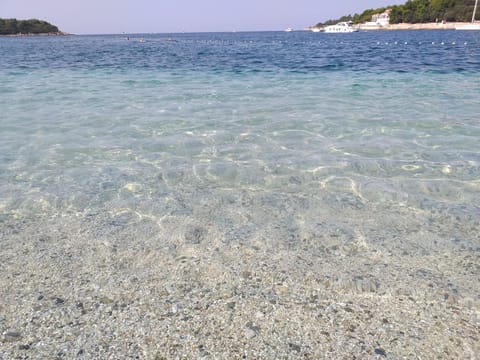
[
  {"x1": 1, "y1": 31, "x2": 479, "y2": 263},
  {"x1": 1, "y1": 31, "x2": 480, "y2": 359}
]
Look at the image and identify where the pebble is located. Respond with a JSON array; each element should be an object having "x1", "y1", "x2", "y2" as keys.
[
  {"x1": 219, "y1": 288, "x2": 235, "y2": 298},
  {"x1": 254, "y1": 311, "x2": 264, "y2": 319},
  {"x1": 245, "y1": 328, "x2": 257, "y2": 339},
  {"x1": 3, "y1": 330, "x2": 22, "y2": 342},
  {"x1": 244, "y1": 321, "x2": 261, "y2": 338},
  {"x1": 226, "y1": 301, "x2": 236, "y2": 310},
  {"x1": 55, "y1": 297, "x2": 65, "y2": 305},
  {"x1": 375, "y1": 348, "x2": 387, "y2": 357},
  {"x1": 185, "y1": 225, "x2": 205, "y2": 244},
  {"x1": 240, "y1": 270, "x2": 252, "y2": 279},
  {"x1": 275, "y1": 284, "x2": 289, "y2": 296},
  {"x1": 289, "y1": 343, "x2": 302, "y2": 352},
  {"x1": 99, "y1": 296, "x2": 114, "y2": 305}
]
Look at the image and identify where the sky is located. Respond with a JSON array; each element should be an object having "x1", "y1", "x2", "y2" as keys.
[{"x1": 1, "y1": 0, "x2": 405, "y2": 34}]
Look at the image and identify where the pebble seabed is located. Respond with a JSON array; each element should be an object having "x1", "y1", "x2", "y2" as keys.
[{"x1": 0, "y1": 193, "x2": 479, "y2": 359}]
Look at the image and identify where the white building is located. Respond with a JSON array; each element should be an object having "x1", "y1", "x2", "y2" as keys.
[{"x1": 365, "y1": 9, "x2": 391, "y2": 27}]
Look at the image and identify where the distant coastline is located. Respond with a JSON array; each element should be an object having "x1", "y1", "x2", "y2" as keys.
[
  {"x1": 0, "y1": 18, "x2": 65, "y2": 36},
  {"x1": 311, "y1": 0, "x2": 478, "y2": 32},
  {"x1": 358, "y1": 21, "x2": 473, "y2": 31},
  {"x1": 0, "y1": 32, "x2": 68, "y2": 37}
]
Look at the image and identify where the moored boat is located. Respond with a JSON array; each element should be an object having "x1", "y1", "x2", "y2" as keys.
[{"x1": 324, "y1": 21, "x2": 359, "y2": 33}]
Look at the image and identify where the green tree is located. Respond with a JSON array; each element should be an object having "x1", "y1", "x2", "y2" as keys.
[
  {"x1": 387, "y1": 0, "x2": 477, "y2": 24},
  {"x1": 0, "y1": 18, "x2": 59, "y2": 35},
  {"x1": 317, "y1": 0, "x2": 478, "y2": 26}
]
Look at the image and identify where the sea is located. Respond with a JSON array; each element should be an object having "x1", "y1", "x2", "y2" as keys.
[{"x1": 1, "y1": 31, "x2": 479, "y2": 302}]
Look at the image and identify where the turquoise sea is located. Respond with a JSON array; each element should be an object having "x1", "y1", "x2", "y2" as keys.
[
  {"x1": 2, "y1": 31, "x2": 479, "y2": 234},
  {"x1": 0, "y1": 30, "x2": 479, "y2": 357}
]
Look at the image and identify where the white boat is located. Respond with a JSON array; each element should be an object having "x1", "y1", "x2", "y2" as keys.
[
  {"x1": 324, "y1": 21, "x2": 359, "y2": 33},
  {"x1": 311, "y1": 27, "x2": 323, "y2": 32},
  {"x1": 284, "y1": 27, "x2": 293, "y2": 32},
  {"x1": 456, "y1": 0, "x2": 480, "y2": 30}
]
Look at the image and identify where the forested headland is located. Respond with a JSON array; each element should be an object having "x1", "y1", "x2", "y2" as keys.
[
  {"x1": 0, "y1": 18, "x2": 61, "y2": 35},
  {"x1": 316, "y1": 0, "x2": 478, "y2": 26}
]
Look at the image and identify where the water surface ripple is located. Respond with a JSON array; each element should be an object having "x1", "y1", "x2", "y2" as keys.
[{"x1": 1, "y1": 31, "x2": 479, "y2": 297}]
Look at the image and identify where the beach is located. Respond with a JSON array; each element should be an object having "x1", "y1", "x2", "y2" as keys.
[
  {"x1": 1, "y1": 31, "x2": 479, "y2": 359},
  {"x1": 359, "y1": 22, "x2": 475, "y2": 30}
]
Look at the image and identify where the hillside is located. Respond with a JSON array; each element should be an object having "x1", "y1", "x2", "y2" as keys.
[
  {"x1": 316, "y1": 0, "x2": 478, "y2": 26},
  {"x1": 0, "y1": 18, "x2": 60, "y2": 35}
]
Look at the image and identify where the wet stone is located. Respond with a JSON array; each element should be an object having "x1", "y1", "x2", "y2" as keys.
[
  {"x1": 185, "y1": 225, "x2": 205, "y2": 244},
  {"x1": 244, "y1": 321, "x2": 261, "y2": 339},
  {"x1": 226, "y1": 301, "x2": 236, "y2": 310},
  {"x1": 3, "y1": 330, "x2": 22, "y2": 342},
  {"x1": 240, "y1": 271, "x2": 252, "y2": 279},
  {"x1": 374, "y1": 348, "x2": 387, "y2": 357},
  {"x1": 55, "y1": 297, "x2": 65, "y2": 305},
  {"x1": 289, "y1": 343, "x2": 302, "y2": 352},
  {"x1": 219, "y1": 287, "x2": 235, "y2": 299},
  {"x1": 99, "y1": 296, "x2": 114, "y2": 305},
  {"x1": 275, "y1": 284, "x2": 289, "y2": 296},
  {"x1": 289, "y1": 176, "x2": 302, "y2": 185},
  {"x1": 198, "y1": 344, "x2": 210, "y2": 356},
  {"x1": 244, "y1": 327, "x2": 257, "y2": 339}
]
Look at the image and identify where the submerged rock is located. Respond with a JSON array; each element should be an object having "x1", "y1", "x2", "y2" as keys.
[
  {"x1": 185, "y1": 225, "x2": 205, "y2": 244},
  {"x1": 3, "y1": 330, "x2": 22, "y2": 342}
]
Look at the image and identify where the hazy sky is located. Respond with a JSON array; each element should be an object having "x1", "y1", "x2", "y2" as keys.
[{"x1": 1, "y1": 0, "x2": 405, "y2": 34}]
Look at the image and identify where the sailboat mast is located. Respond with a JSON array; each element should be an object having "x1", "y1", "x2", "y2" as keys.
[{"x1": 473, "y1": 0, "x2": 479, "y2": 23}]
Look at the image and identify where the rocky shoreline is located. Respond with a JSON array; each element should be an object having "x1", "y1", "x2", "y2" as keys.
[{"x1": 0, "y1": 32, "x2": 68, "y2": 37}]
